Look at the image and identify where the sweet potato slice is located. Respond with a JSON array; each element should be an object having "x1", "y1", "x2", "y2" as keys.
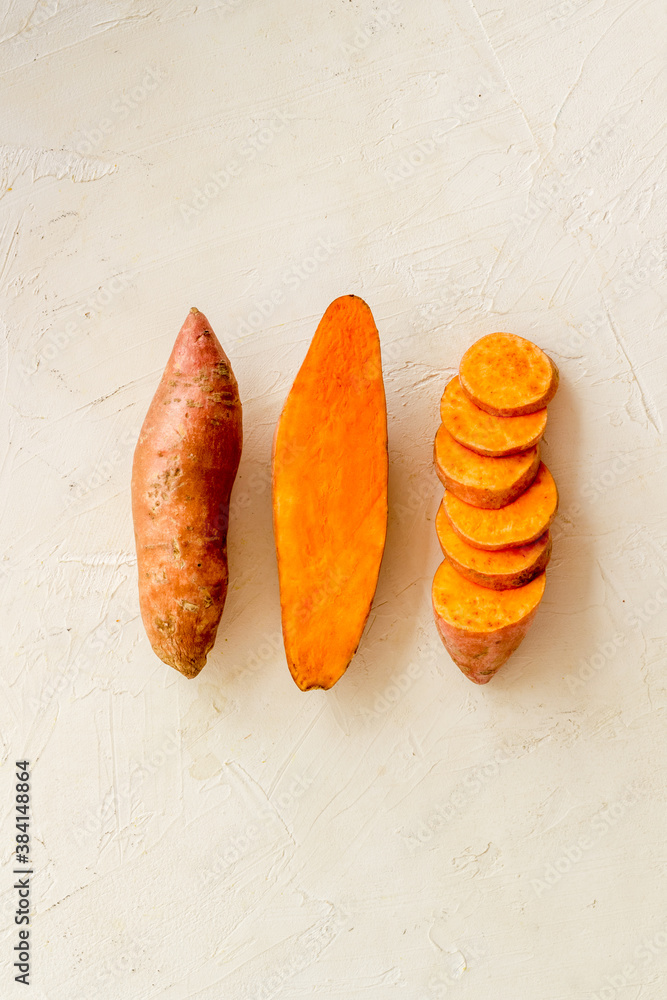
[
  {"x1": 436, "y1": 500, "x2": 551, "y2": 589},
  {"x1": 443, "y1": 462, "x2": 558, "y2": 550},
  {"x1": 434, "y1": 423, "x2": 540, "y2": 509},
  {"x1": 432, "y1": 559, "x2": 546, "y2": 683},
  {"x1": 272, "y1": 295, "x2": 388, "y2": 691},
  {"x1": 440, "y1": 376, "x2": 547, "y2": 456},
  {"x1": 131, "y1": 308, "x2": 242, "y2": 678},
  {"x1": 459, "y1": 333, "x2": 559, "y2": 416}
]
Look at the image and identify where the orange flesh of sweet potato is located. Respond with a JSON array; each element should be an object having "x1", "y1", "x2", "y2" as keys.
[
  {"x1": 432, "y1": 559, "x2": 546, "y2": 683},
  {"x1": 434, "y1": 423, "x2": 540, "y2": 509},
  {"x1": 131, "y1": 308, "x2": 242, "y2": 678},
  {"x1": 440, "y1": 376, "x2": 547, "y2": 456},
  {"x1": 272, "y1": 295, "x2": 388, "y2": 691},
  {"x1": 459, "y1": 332, "x2": 559, "y2": 416},
  {"x1": 443, "y1": 462, "x2": 558, "y2": 550},
  {"x1": 436, "y1": 500, "x2": 551, "y2": 589}
]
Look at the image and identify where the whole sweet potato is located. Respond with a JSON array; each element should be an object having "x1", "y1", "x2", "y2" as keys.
[{"x1": 131, "y1": 308, "x2": 242, "y2": 678}]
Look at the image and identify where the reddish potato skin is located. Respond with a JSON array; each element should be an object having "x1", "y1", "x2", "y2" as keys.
[
  {"x1": 433, "y1": 601, "x2": 542, "y2": 684},
  {"x1": 432, "y1": 561, "x2": 546, "y2": 683},
  {"x1": 131, "y1": 308, "x2": 242, "y2": 678}
]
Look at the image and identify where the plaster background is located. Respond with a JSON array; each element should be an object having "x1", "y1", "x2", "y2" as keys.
[{"x1": 1, "y1": 0, "x2": 666, "y2": 997}]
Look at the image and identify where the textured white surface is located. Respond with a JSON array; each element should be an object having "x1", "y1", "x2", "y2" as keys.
[{"x1": 1, "y1": 1, "x2": 666, "y2": 997}]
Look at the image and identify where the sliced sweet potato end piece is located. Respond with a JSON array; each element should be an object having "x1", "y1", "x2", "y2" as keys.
[{"x1": 432, "y1": 559, "x2": 546, "y2": 683}]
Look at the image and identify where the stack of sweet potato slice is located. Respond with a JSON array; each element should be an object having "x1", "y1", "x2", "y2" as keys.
[{"x1": 432, "y1": 333, "x2": 559, "y2": 684}]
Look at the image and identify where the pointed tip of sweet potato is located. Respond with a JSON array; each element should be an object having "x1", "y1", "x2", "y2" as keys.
[
  {"x1": 293, "y1": 674, "x2": 335, "y2": 692},
  {"x1": 166, "y1": 307, "x2": 233, "y2": 377},
  {"x1": 467, "y1": 670, "x2": 495, "y2": 685},
  {"x1": 149, "y1": 635, "x2": 210, "y2": 679},
  {"x1": 166, "y1": 653, "x2": 208, "y2": 680}
]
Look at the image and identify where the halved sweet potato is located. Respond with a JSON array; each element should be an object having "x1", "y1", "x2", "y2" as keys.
[
  {"x1": 434, "y1": 423, "x2": 540, "y2": 509},
  {"x1": 440, "y1": 376, "x2": 547, "y2": 456},
  {"x1": 459, "y1": 333, "x2": 559, "y2": 416},
  {"x1": 432, "y1": 559, "x2": 546, "y2": 683},
  {"x1": 443, "y1": 462, "x2": 558, "y2": 550},
  {"x1": 436, "y1": 500, "x2": 551, "y2": 589},
  {"x1": 272, "y1": 295, "x2": 388, "y2": 691}
]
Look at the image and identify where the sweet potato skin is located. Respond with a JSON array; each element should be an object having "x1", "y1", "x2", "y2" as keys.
[
  {"x1": 436, "y1": 501, "x2": 552, "y2": 589},
  {"x1": 433, "y1": 423, "x2": 540, "y2": 509},
  {"x1": 443, "y1": 462, "x2": 558, "y2": 550},
  {"x1": 131, "y1": 308, "x2": 242, "y2": 678},
  {"x1": 432, "y1": 559, "x2": 546, "y2": 683},
  {"x1": 272, "y1": 295, "x2": 388, "y2": 691},
  {"x1": 459, "y1": 333, "x2": 559, "y2": 416},
  {"x1": 440, "y1": 376, "x2": 547, "y2": 457}
]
